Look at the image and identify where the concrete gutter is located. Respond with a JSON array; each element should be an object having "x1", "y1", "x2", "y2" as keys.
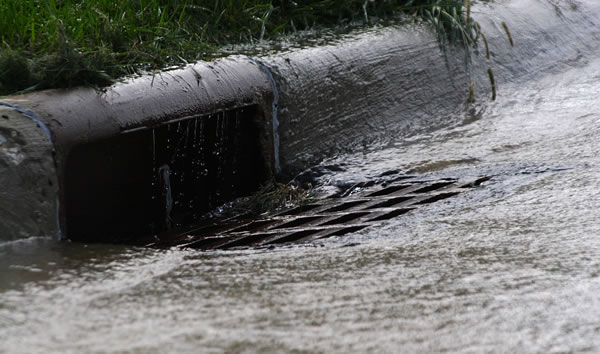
[{"x1": 1, "y1": 0, "x2": 599, "y2": 242}]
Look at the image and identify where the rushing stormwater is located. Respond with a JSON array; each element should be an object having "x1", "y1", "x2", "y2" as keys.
[{"x1": 3, "y1": 0, "x2": 600, "y2": 352}]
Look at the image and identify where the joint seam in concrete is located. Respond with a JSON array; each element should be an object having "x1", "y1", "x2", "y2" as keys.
[
  {"x1": 0, "y1": 101, "x2": 63, "y2": 240},
  {"x1": 0, "y1": 101, "x2": 53, "y2": 143}
]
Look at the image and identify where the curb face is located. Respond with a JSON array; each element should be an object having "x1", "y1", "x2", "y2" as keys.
[{"x1": 263, "y1": 26, "x2": 471, "y2": 178}]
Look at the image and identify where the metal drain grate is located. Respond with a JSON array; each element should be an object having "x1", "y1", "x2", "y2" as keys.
[{"x1": 147, "y1": 176, "x2": 491, "y2": 250}]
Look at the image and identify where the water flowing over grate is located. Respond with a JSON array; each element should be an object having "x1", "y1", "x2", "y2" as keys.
[{"x1": 147, "y1": 176, "x2": 491, "y2": 250}]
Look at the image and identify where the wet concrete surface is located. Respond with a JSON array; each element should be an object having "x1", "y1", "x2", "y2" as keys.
[
  {"x1": 2, "y1": 0, "x2": 600, "y2": 352},
  {"x1": 0, "y1": 105, "x2": 58, "y2": 241}
]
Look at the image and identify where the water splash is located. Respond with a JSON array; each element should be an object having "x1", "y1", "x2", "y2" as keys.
[
  {"x1": 158, "y1": 164, "x2": 174, "y2": 230},
  {"x1": 250, "y1": 58, "x2": 281, "y2": 174}
]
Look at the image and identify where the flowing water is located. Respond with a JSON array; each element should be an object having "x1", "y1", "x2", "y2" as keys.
[{"x1": 3, "y1": 1, "x2": 600, "y2": 353}]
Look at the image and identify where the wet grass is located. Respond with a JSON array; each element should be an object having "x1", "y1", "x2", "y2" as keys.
[
  {"x1": 1, "y1": 0, "x2": 487, "y2": 96},
  {"x1": 236, "y1": 181, "x2": 313, "y2": 216}
]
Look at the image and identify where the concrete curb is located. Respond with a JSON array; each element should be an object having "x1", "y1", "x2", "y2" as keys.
[{"x1": 1, "y1": 0, "x2": 599, "y2": 242}]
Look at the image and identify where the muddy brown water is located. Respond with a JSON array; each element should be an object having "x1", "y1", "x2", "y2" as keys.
[{"x1": 3, "y1": 1, "x2": 600, "y2": 352}]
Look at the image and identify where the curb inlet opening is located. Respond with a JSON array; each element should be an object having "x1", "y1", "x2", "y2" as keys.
[{"x1": 64, "y1": 105, "x2": 270, "y2": 242}]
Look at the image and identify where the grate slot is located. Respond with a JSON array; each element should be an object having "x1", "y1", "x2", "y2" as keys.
[
  {"x1": 322, "y1": 225, "x2": 368, "y2": 238},
  {"x1": 320, "y1": 212, "x2": 370, "y2": 226},
  {"x1": 321, "y1": 200, "x2": 367, "y2": 213},
  {"x1": 417, "y1": 192, "x2": 460, "y2": 204},
  {"x1": 180, "y1": 235, "x2": 238, "y2": 250},
  {"x1": 267, "y1": 229, "x2": 324, "y2": 245},
  {"x1": 219, "y1": 232, "x2": 282, "y2": 249},
  {"x1": 368, "y1": 184, "x2": 411, "y2": 197},
  {"x1": 367, "y1": 196, "x2": 413, "y2": 209},
  {"x1": 229, "y1": 219, "x2": 278, "y2": 233},
  {"x1": 271, "y1": 216, "x2": 322, "y2": 230},
  {"x1": 412, "y1": 181, "x2": 455, "y2": 193},
  {"x1": 369, "y1": 208, "x2": 414, "y2": 221}
]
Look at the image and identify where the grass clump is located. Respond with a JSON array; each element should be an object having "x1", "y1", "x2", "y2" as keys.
[
  {"x1": 1, "y1": 0, "x2": 490, "y2": 96},
  {"x1": 237, "y1": 181, "x2": 313, "y2": 216},
  {"x1": 0, "y1": 0, "x2": 203, "y2": 94}
]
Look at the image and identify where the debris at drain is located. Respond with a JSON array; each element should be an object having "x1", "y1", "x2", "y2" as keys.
[
  {"x1": 235, "y1": 181, "x2": 313, "y2": 216},
  {"x1": 145, "y1": 176, "x2": 491, "y2": 250}
]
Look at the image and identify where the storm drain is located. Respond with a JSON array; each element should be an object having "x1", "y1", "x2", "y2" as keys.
[
  {"x1": 64, "y1": 105, "x2": 270, "y2": 243},
  {"x1": 147, "y1": 176, "x2": 491, "y2": 250}
]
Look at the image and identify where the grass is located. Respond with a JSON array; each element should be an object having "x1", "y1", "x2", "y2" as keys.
[
  {"x1": 236, "y1": 180, "x2": 313, "y2": 216},
  {"x1": 0, "y1": 0, "x2": 489, "y2": 96}
]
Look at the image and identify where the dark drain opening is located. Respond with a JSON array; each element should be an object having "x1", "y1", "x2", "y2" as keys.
[{"x1": 64, "y1": 105, "x2": 270, "y2": 242}]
